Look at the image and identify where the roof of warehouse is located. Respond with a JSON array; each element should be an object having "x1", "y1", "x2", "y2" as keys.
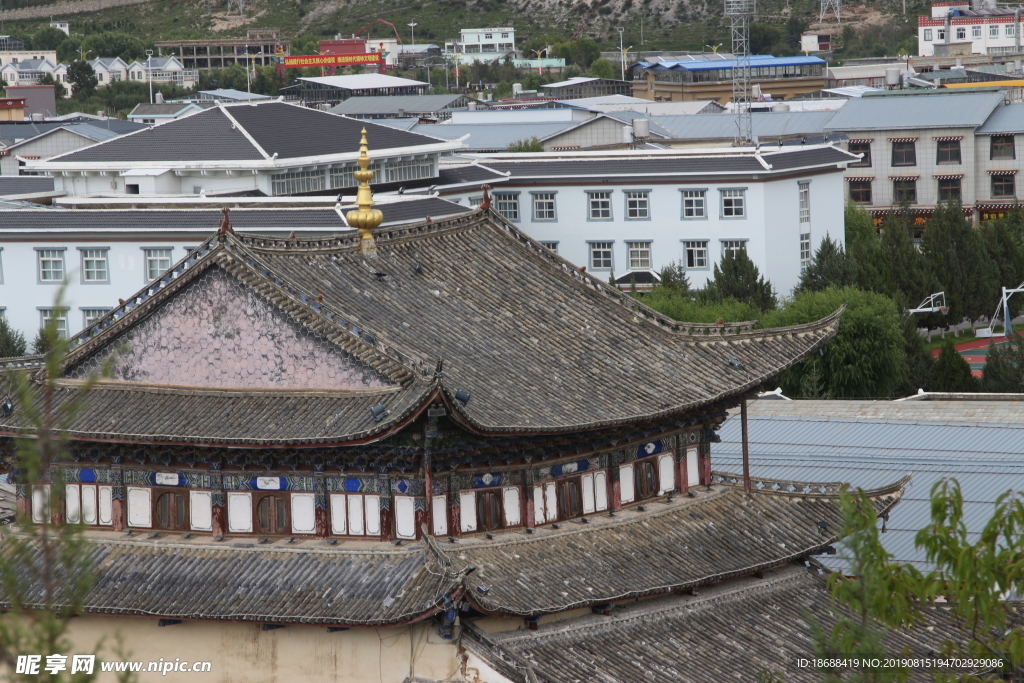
[
  {"x1": 823, "y1": 90, "x2": 1004, "y2": 131},
  {"x1": 653, "y1": 110, "x2": 837, "y2": 139},
  {"x1": 408, "y1": 120, "x2": 584, "y2": 150},
  {"x1": 640, "y1": 55, "x2": 825, "y2": 70},
  {"x1": 328, "y1": 94, "x2": 474, "y2": 116},
  {"x1": 976, "y1": 101, "x2": 1024, "y2": 134},
  {"x1": 713, "y1": 397, "x2": 1024, "y2": 572}
]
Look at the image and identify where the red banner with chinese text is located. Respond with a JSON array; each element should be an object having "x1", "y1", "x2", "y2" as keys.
[{"x1": 283, "y1": 53, "x2": 382, "y2": 68}]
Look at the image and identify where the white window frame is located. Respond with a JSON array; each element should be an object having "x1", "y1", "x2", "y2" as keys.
[
  {"x1": 990, "y1": 24, "x2": 999, "y2": 37},
  {"x1": 1007, "y1": 24, "x2": 1017, "y2": 37},
  {"x1": 494, "y1": 192, "x2": 520, "y2": 221},
  {"x1": 531, "y1": 191, "x2": 557, "y2": 221},
  {"x1": 82, "y1": 308, "x2": 111, "y2": 328},
  {"x1": 531, "y1": 482, "x2": 558, "y2": 524},
  {"x1": 720, "y1": 188, "x2": 746, "y2": 219},
  {"x1": 626, "y1": 241, "x2": 652, "y2": 270},
  {"x1": 798, "y1": 181, "x2": 810, "y2": 224},
  {"x1": 142, "y1": 247, "x2": 172, "y2": 283},
  {"x1": 624, "y1": 190, "x2": 650, "y2": 220},
  {"x1": 588, "y1": 241, "x2": 614, "y2": 270},
  {"x1": 79, "y1": 248, "x2": 109, "y2": 283},
  {"x1": 956, "y1": 26, "x2": 966, "y2": 40},
  {"x1": 587, "y1": 191, "x2": 613, "y2": 220},
  {"x1": 923, "y1": 28, "x2": 933, "y2": 41},
  {"x1": 721, "y1": 240, "x2": 746, "y2": 258},
  {"x1": 681, "y1": 189, "x2": 707, "y2": 219},
  {"x1": 329, "y1": 493, "x2": 381, "y2": 536},
  {"x1": 683, "y1": 240, "x2": 709, "y2": 269},
  {"x1": 539, "y1": 241, "x2": 558, "y2": 253},
  {"x1": 972, "y1": 25, "x2": 981, "y2": 38},
  {"x1": 38, "y1": 308, "x2": 68, "y2": 339},
  {"x1": 800, "y1": 232, "x2": 812, "y2": 270},
  {"x1": 37, "y1": 248, "x2": 65, "y2": 283}
]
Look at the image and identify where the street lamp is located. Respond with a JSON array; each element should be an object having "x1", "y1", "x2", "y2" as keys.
[
  {"x1": 408, "y1": 22, "x2": 417, "y2": 45},
  {"x1": 616, "y1": 27, "x2": 625, "y2": 80},
  {"x1": 145, "y1": 49, "x2": 153, "y2": 104}
]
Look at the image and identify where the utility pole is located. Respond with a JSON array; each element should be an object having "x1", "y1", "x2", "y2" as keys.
[
  {"x1": 617, "y1": 27, "x2": 625, "y2": 80},
  {"x1": 146, "y1": 49, "x2": 153, "y2": 105}
]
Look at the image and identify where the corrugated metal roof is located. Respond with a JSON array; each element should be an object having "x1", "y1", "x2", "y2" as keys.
[
  {"x1": 713, "y1": 399, "x2": 1024, "y2": 570},
  {"x1": 642, "y1": 55, "x2": 825, "y2": 71},
  {"x1": 825, "y1": 63, "x2": 911, "y2": 80},
  {"x1": 328, "y1": 94, "x2": 471, "y2": 116},
  {"x1": 409, "y1": 120, "x2": 581, "y2": 150},
  {"x1": 976, "y1": 101, "x2": 1024, "y2": 134},
  {"x1": 654, "y1": 110, "x2": 836, "y2": 139},
  {"x1": 823, "y1": 90, "x2": 1004, "y2": 131}
]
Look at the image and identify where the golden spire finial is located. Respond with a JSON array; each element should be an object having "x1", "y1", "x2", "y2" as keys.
[{"x1": 346, "y1": 128, "x2": 383, "y2": 256}]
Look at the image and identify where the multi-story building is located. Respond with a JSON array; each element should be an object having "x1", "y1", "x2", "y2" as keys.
[
  {"x1": 631, "y1": 55, "x2": 827, "y2": 103},
  {"x1": 0, "y1": 50, "x2": 56, "y2": 68},
  {"x1": 445, "y1": 27, "x2": 516, "y2": 64},
  {"x1": 88, "y1": 57, "x2": 130, "y2": 86},
  {"x1": 154, "y1": 28, "x2": 290, "y2": 71},
  {"x1": 918, "y1": 0, "x2": 1024, "y2": 57},
  {"x1": 0, "y1": 58, "x2": 58, "y2": 87},
  {"x1": 125, "y1": 56, "x2": 199, "y2": 89}
]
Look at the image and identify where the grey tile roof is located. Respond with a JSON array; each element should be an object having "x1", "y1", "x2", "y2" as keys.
[
  {"x1": 712, "y1": 398, "x2": 1024, "y2": 571},
  {"x1": 653, "y1": 110, "x2": 837, "y2": 139},
  {"x1": 0, "y1": 534, "x2": 460, "y2": 626},
  {"x1": 823, "y1": 91, "x2": 1005, "y2": 132},
  {"x1": 0, "y1": 176, "x2": 54, "y2": 196},
  {"x1": 470, "y1": 563, "x2": 964, "y2": 683},
  {"x1": 976, "y1": 101, "x2": 1024, "y2": 135},
  {"x1": 435, "y1": 164, "x2": 507, "y2": 185},
  {"x1": 447, "y1": 481, "x2": 903, "y2": 616},
  {"x1": 409, "y1": 121, "x2": 581, "y2": 150},
  {"x1": 329, "y1": 94, "x2": 473, "y2": 116},
  {"x1": 2, "y1": 210, "x2": 840, "y2": 444}
]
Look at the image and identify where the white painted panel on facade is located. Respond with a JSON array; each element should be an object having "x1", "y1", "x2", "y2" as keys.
[
  {"x1": 460, "y1": 491, "x2": 477, "y2": 532},
  {"x1": 619, "y1": 464, "x2": 635, "y2": 504},
  {"x1": 256, "y1": 476, "x2": 281, "y2": 490},
  {"x1": 582, "y1": 473, "x2": 596, "y2": 514},
  {"x1": 81, "y1": 484, "x2": 97, "y2": 525},
  {"x1": 98, "y1": 486, "x2": 112, "y2": 526},
  {"x1": 658, "y1": 453, "x2": 675, "y2": 495},
  {"x1": 543, "y1": 482, "x2": 558, "y2": 522},
  {"x1": 532, "y1": 485, "x2": 545, "y2": 523},
  {"x1": 127, "y1": 486, "x2": 151, "y2": 528},
  {"x1": 687, "y1": 447, "x2": 700, "y2": 487},
  {"x1": 502, "y1": 487, "x2": 521, "y2": 526},
  {"x1": 347, "y1": 495, "x2": 364, "y2": 535},
  {"x1": 330, "y1": 494, "x2": 347, "y2": 535},
  {"x1": 594, "y1": 471, "x2": 608, "y2": 512},
  {"x1": 365, "y1": 495, "x2": 381, "y2": 535},
  {"x1": 65, "y1": 484, "x2": 81, "y2": 523},
  {"x1": 395, "y1": 496, "x2": 416, "y2": 539},
  {"x1": 291, "y1": 493, "x2": 316, "y2": 534},
  {"x1": 190, "y1": 490, "x2": 212, "y2": 531},
  {"x1": 31, "y1": 485, "x2": 49, "y2": 524},
  {"x1": 154, "y1": 472, "x2": 179, "y2": 486},
  {"x1": 432, "y1": 495, "x2": 448, "y2": 536},
  {"x1": 227, "y1": 492, "x2": 252, "y2": 533}
]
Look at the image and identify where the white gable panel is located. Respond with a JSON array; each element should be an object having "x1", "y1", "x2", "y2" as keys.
[
  {"x1": 395, "y1": 496, "x2": 416, "y2": 539},
  {"x1": 331, "y1": 494, "x2": 348, "y2": 535},
  {"x1": 98, "y1": 486, "x2": 112, "y2": 526},
  {"x1": 81, "y1": 485, "x2": 97, "y2": 525},
  {"x1": 227, "y1": 492, "x2": 252, "y2": 533},
  {"x1": 127, "y1": 487, "x2": 151, "y2": 528},
  {"x1": 460, "y1": 491, "x2": 477, "y2": 532},
  {"x1": 620, "y1": 464, "x2": 635, "y2": 504},
  {"x1": 291, "y1": 493, "x2": 316, "y2": 534}
]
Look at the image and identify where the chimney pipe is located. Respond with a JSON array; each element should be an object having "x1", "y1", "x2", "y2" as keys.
[{"x1": 945, "y1": 10, "x2": 953, "y2": 44}]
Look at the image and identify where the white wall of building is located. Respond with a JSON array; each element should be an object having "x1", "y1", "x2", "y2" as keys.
[
  {"x1": 1, "y1": 130, "x2": 103, "y2": 175},
  {"x1": 918, "y1": 15, "x2": 1024, "y2": 56}
]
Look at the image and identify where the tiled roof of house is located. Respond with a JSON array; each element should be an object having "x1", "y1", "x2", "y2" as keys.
[
  {"x1": 0, "y1": 175, "x2": 54, "y2": 196},
  {"x1": 47, "y1": 102, "x2": 454, "y2": 164},
  {"x1": 467, "y1": 561, "x2": 962, "y2": 683},
  {"x1": 0, "y1": 209, "x2": 840, "y2": 445}
]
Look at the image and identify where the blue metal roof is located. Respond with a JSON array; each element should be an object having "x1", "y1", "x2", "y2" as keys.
[
  {"x1": 640, "y1": 55, "x2": 826, "y2": 71},
  {"x1": 713, "y1": 404, "x2": 1024, "y2": 572}
]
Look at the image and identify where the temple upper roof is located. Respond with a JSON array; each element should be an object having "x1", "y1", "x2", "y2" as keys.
[{"x1": 1, "y1": 209, "x2": 841, "y2": 446}]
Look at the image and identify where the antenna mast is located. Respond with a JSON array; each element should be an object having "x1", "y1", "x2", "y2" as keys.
[
  {"x1": 725, "y1": 0, "x2": 755, "y2": 145},
  {"x1": 820, "y1": 0, "x2": 841, "y2": 24}
]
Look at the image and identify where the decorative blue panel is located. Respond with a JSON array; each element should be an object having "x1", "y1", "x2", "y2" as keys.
[
  {"x1": 150, "y1": 472, "x2": 185, "y2": 487},
  {"x1": 472, "y1": 473, "x2": 503, "y2": 488},
  {"x1": 79, "y1": 469, "x2": 96, "y2": 483},
  {"x1": 344, "y1": 477, "x2": 362, "y2": 493},
  {"x1": 636, "y1": 440, "x2": 664, "y2": 459},
  {"x1": 551, "y1": 460, "x2": 590, "y2": 477}
]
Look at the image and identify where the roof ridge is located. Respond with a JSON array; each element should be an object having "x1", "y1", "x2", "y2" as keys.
[{"x1": 216, "y1": 103, "x2": 270, "y2": 160}]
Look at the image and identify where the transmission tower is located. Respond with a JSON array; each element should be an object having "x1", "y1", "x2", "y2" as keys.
[
  {"x1": 725, "y1": 0, "x2": 755, "y2": 145},
  {"x1": 819, "y1": 0, "x2": 840, "y2": 24}
]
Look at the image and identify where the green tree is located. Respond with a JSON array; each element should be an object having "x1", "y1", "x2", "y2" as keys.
[
  {"x1": 589, "y1": 58, "x2": 615, "y2": 79},
  {"x1": 80, "y1": 32, "x2": 149, "y2": 62},
  {"x1": 930, "y1": 336, "x2": 978, "y2": 392},
  {"x1": 553, "y1": 38, "x2": 601, "y2": 68},
  {"x1": 922, "y1": 201, "x2": 1000, "y2": 325},
  {"x1": 764, "y1": 287, "x2": 906, "y2": 399},
  {"x1": 979, "y1": 334, "x2": 1024, "y2": 393},
  {"x1": 561, "y1": 64, "x2": 585, "y2": 79},
  {"x1": 32, "y1": 27, "x2": 69, "y2": 51},
  {"x1": 640, "y1": 294, "x2": 761, "y2": 325},
  {"x1": 894, "y1": 305, "x2": 934, "y2": 396},
  {"x1": 0, "y1": 317, "x2": 27, "y2": 359},
  {"x1": 56, "y1": 37, "x2": 83, "y2": 64},
  {"x1": 784, "y1": 17, "x2": 808, "y2": 50},
  {"x1": 506, "y1": 137, "x2": 544, "y2": 152},
  {"x1": 67, "y1": 61, "x2": 99, "y2": 99},
  {"x1": 879, "y1": 212, "x2": 937, "y2": 306},
  {"x1": 980, "y1": 218, "x2": 1024, "y2": 318},
  {"x1": 845, "y1": 203, "x2": 888, "y2": 294},
  {"x1": 796, "y1": 235, "x2": 857, "y2": 294},
  {"x1": 701, "y1": 248, "x2": 777, "y2": 311},
  {"x1": 750, "y1": 23, "x2": 783, "y2": 54},
  {"x1": 37, "y1": 73, "x2": 66, "y2": 99},
  {"x1": 657, "y1": 261, "x2": 690, "y2": 295}
]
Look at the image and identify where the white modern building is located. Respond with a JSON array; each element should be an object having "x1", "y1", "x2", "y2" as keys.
[
  {"x1": 89, "y1": 57, "x2": 130, "y2": 86},
  {"x1": 126, "y1": 56, "x2": 199, "y2": 89},
  {"x1": 445, "y1": 28, "x2": 516, "y2": 64},
  {"x1": 918, "y1": 0, "x2": 1024, "y2": 56},
  {"x1": 0, "y1": 50, "x2": 57, "y2": 68},
  {"x1": 426, "y1": 144, "x2": 856, "y2": 296}
]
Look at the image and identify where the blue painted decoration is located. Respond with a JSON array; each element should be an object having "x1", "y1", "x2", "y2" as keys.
[
  {"x1": 472, "y1": 473, "x2": 503, "y2": 488},
  {"x1": 550, "y1": 460, "x2": 590, "y2": 477},
  {"x1": 636, "y1": 440, "x2": 663, "y2": 459}
]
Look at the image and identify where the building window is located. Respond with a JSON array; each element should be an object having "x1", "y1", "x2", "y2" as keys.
[
  {"x1": 635, "y1": 459, "x2": 658, "y2": 500},
  {"x1": 800, "y1": 233, "x2": 811, "y2": 270},
  {"x1": 494, "y1": 193, "x2": 519, "y2": 221},
  {"x1": 627, "y1": 241, "x2": 651, "y2": 269},
  {"x1": 938, "y1": 177, "x2": 962, "y2": 202},
  {"x1": 82, "y1": 308, "x2": 110, "y2": 328},
  {"x1": 923, "y1": 29, "x2": 933, "y2": 41},
  {"x1": 540, "y1": 241, "x2": 558, "y2": 252},
  {"x1": 476, "y1": 490, "x2": 503, "y2": 531},
  {"x1": 849, "y1": 180, "x2": 872, "y2": 204},
  {"x1": 721, "y1": 240, "x2": 746, "y2": 258},
  {"x1": 848, "y1": 141, "x2": 871, "y2": 167},
  {"x1": 271, "y1": 168, "x2": 326, "y2": 195},
  {"x1": 681, "y1": 189, "x2": 706, "y2": 218},
  {"x1": 143, "y1": 248, "x2": 172, "y2": 282},
  {"x1": 39, "y1": 308, "x2": 68, "y2": 339},
  {"x1": 990, "y1": 24, "x2": 999, "y2": 37},
  {"x1": 937, "y1": 29, "x2": 946, "y2": 41},
  {"x1": 589, "y1": 242, "x2": 613, "y2": 270},
  {"x1": 992, "y1": 174, "x2": 1016, "y2": 198},
  {"x1": 1007, "y1": 24, "x2": 1016, "y2": 37},
  {"x1": 798, "y1": 181, "x2": 810, "y2": 223},
  {"x1": 80, "y1": 248, "x2": 109, "y2": 283},
  {"x1": 891, "y1": 141, "x2": 916, "y2": 166},
  {"x1": 468, "y1": 196, "x2": 483, "y2": 207},
  {"x1": 624, "y1": 190, "x2": 650, "y2": 219},
  {"x1": 588, "y1": 191, "x2": 612, "y2": 220},
  {"x1": 556, "y1": 478, "x2": 582, "y2": 520},
  {"x1": 532, "y1": 192, "x2": 557, "y2": 221},
  {"x1": 973, "y1": 25, "x2": 982, "y2": 38},
  {"x1": 684, "y1": 240, "x2": 708, "y2": 269},
  {"x1": 936, "y1": 139, "x2": 961, "y2": 164},
  {"x1": 893, "y1": 179, "x2": 917, "y2": 204},
  {"x1": 720, "y1": 189, "x2": 745, "y2": 218},
  {"x1": 38, "y1": 249, "x2": 65, "y2": 282},
  {"x1": 956, "y1": 27, "x2": 966, "y2": 40},
  {"x1": 329, "y1": 493, "x2": 382, "y2": 536},
  {"x1": 991, "y1": 135, "x2": 1015, "y2": 160},
  {"x1": 153, "y1": 489, "x2": 188, "y2": 531},
  {"x1": 255, "y1": 493, "x2": 289, "y2": 534}
]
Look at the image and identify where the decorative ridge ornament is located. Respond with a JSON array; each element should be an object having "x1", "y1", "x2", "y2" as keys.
[{"x1": 346, "y1": 128, "x2": 384, "y2": 257}]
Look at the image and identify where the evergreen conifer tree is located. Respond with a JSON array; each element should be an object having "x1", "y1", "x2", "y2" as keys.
[
  {"x1": 702, "y1": 248, "x2": 777, "y2": 311},
  {"x1": 795, "y1": 235, "x2": 857, "y2": 294},
  {"x1": 0, "y1": 316, "x2": 26, "y2": 358},
  {"x1": 930, "y1": 336, "x2": 979, "y2": 392},
  {"x1": 979, "y1": 334, "x2": 1024, "y2": 393}
]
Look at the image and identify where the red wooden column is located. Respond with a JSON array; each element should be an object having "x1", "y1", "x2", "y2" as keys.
[
  {"x1": 314, "y1": 472, "x2": 329, "y2": 539},
  {"x1": 111, "y1": 463, "x2": 125, "y2": 531},
  {"x1": 210, "y1": 463, "x2": 225, "y2": 537},
  {"x1": 524, "y1": 482, "x2": 536, "y2": 528},
  {"x1": 448, "y1": 483, "x2": 462, "y2": 538},
  {"x1": 677, "y1": 444, "x2": 689, "y2": 495},
  {"x1": 609, "y1": 460, "x2": 622, "y2": 512}
]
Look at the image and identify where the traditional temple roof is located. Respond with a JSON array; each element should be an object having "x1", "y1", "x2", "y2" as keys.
[
  {"x1": 464, "y1": 562, "x2": 964, "y2": 683},
  {"x1": 0, "y1": 208, "x2": 841, "y2": 446},
  {"x1": 444, "y1": 475, "x2": 906, "y2": 617}
]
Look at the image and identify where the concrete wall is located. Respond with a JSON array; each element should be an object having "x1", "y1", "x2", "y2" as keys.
[{"x1": 1, "y1": 130, "x2": 102, "y2": 175}]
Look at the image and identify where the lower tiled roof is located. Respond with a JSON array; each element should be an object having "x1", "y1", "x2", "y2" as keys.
[
  {"x1": 467, "y1": 563, "x2": 964, "y2": 683},
  {"x1": 0, "y1": 534, "x2": 460, "y2": 626},
  {"x1": 447, "y1": 479, "x2": 904, "y2": 616}
]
